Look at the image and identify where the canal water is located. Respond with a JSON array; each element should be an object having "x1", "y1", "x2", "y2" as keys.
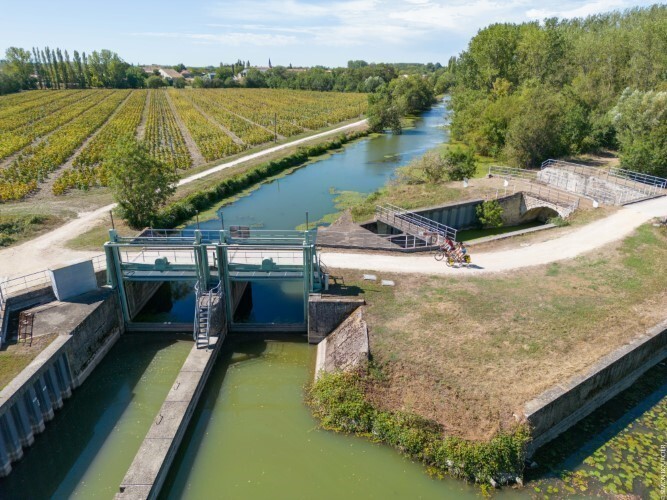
[
  {"x1": 160, "y1": 340, "x2": 480, "y2": 499},
  {"x1": 0, "y1": 334, "x2": 193, "y2": 498},
  {"x1": 195, "y1": 100, "x2": 450, "y2": 232}
]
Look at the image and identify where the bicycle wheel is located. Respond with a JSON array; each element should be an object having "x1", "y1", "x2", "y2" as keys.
[
  {"x1": 434, "y1": 249, "x2": 445, "y2": 261},
  {"x1": 445, "y1": 256, "x2": 454, "y2": 267}
]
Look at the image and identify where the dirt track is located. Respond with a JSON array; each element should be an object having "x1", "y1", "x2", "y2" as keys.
[{"x1": 320, "y1": 196, "x2": 667, "y2": 275}]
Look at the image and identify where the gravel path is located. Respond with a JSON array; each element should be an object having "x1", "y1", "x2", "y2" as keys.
[
  {"x1": 320, "y1": 196, "x2": 667, "y2": 276},
  {"x1": 0, "y1": 119, "x2": 368, "y2": 280}
]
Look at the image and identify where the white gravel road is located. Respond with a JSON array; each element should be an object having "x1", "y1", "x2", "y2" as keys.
[{"x1": 320, "y1": 196, "x2": 667, "y2": 276}]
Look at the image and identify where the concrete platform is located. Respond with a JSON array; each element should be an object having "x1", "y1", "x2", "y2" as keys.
[
  {"x1": 27, "y1": 288, "x2": 113, "y2": 337},
  {"x1": 116, "y1": 335, "x2": 223, "y2": 500}
]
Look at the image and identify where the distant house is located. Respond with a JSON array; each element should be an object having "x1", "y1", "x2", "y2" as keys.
[
  {"x1": 204, "y1": 72, "x2": 217, "y2": 80},
  {"x1": 239, "y1": 66, "x2": 271, "y2": 77},
  {"x1": 141, "y1": 66, "x2": 182, "y2": 80},
  {"x1": 159, "y1": 68, "x2": 182, "y2": 80},
  {"x1": 180, "y1": 69, "x2": 192, "y2": 78}
]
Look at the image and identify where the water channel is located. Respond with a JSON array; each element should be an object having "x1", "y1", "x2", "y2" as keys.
[{"x1": 1, "y1": 101, "x2": 664, "y2": 498}]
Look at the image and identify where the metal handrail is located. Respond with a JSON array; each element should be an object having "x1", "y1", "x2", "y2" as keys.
[
  {"x1": 376, "y1": 204, "x2": 458, "y2": 241},
  {"x1": 488, "y1": 165, "x2": 539, "y2": 182},
  {"x1": 540, "y1": 159, "x2": 667, "y2": 202},
  {"x1": 193, "y1": 281, "x2": 222, "y2": 346}
]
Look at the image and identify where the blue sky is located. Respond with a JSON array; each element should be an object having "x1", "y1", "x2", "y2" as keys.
[{"x1": 0, "y1": 0, "x2": 657, "y2": 67}]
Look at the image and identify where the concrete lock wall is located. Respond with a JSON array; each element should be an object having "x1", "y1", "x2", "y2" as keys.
[
  {"x1": 124, "y1": 281, "x2": 163, "y2": 320},
  {"x1": 315, "y1": 308, "x2": 369, "y2": 380},
  {"x1": 1, "y1": 285, "x2": 56, "y2": 346},
  {"x1": 0, "y1": 289, "x2": 124, "y2": 477},
  {"x1": 308, "y1": 294, "x2": 365, "y2": 344},
  {"x1": 524, "y1": 319, "x2": 667, "y2": 455},
  {"x1": 413, "y1": 199, "x2": 482, "y2": 230}
]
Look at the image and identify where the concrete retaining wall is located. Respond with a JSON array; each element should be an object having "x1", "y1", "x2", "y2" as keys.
[
  {"x1": 125, "y1": 281, "x2": 163, "y2": 320},
  {"x1": 308, "y1": 294, "x2": 365, "y2": 344},
  {"x1": 0, "y1": 288, "x2": 124, "y2": 477},
  {"x1": 525, "y1": 319, "x2": 667, "y2": 455},
  {"x1": 315, "y1": 308, "x2": 369, "y2": 380},
  {"x1": 1, "y1": 285, "x2": 55, "y2": 345},
  {"x1": 413, "y1": 199, "x2": 482, "y2": 230}
]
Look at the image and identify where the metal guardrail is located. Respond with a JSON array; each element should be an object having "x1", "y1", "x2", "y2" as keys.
[
  {"x1": 488, "y1": 165, "x2": 539, "y2": 182},
  {"x1": 129, "y1": 228, "x2": 317, "y2": 246},
  {"x1": 540, "y1": 159, "x2": 667, "y2": 204},
  {"x1": 609, "y1": 167, "x2": 667, "y2": 190},
  {"x1": 376, "y1": 203, "x2": 458, "y2": 241},
  {"x1": 0, "y1": 254, "x2": 107, "y2": 298}
]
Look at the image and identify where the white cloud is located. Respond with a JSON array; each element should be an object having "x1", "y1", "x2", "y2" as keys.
[
  {"x1": 136, "y1": 31, "x2": 297, "y2": 47},
  {"x1": 525, "y1": 0, "x2": 628, "y2": 20},
  {"x1": 133, "y1": 0, "x2": 656, "y2": 62}
]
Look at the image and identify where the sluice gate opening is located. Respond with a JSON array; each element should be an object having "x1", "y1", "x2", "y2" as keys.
[{"x1": 104, "y1": 228, "x2": 324, "y2": 335}]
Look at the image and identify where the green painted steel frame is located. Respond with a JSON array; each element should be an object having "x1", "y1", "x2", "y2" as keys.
[{"x1": 104, "y1": 228, "x2": 321, "y2": 328}]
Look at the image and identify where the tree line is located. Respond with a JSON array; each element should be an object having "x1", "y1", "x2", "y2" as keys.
[
  {"x1": 0, "y1": 47, "x2": 149, "y2": 93},
  {"x1": 440, "y1": 5, "x2": 667, "y2": 175}
]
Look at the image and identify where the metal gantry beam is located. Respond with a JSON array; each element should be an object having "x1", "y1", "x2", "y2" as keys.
[{"x1": 104, "y1": 228, "x2": 321, "y2": 328}]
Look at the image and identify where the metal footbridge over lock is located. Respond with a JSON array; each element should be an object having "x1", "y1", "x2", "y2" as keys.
[{"x1": 104, "y1": 228, "x2": 324, "y2": 336}]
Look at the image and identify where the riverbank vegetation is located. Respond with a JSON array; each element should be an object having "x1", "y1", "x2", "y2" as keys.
[
  {"x1": 441, "y1": 5, "x2": 667, "y2": 174},
  {"x1": 308, "y1": 371, "x2": 530, "y2": 485},
  {"x1": 367, "y1": 75, "x2": 435, "y2": 133},
  {"x1": 316, "y1": 224, "x2": 667, "y2": 451}
]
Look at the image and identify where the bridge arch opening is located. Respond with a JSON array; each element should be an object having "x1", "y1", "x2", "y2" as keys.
[{"x1": 521, "y1": 205, "x2": 560, "y2": 222}]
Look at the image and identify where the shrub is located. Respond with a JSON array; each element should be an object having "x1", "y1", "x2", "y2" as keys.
[
  {"x1": 476, "y1": 200, "x2": 504, "y2": 227},
  {"x1": 443, "y1": 148, "x2": 477, "y2": 181}
]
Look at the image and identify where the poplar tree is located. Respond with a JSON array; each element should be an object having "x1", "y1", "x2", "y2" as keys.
[
  {"x1": 73, "y1": 51, "x2": 85, "y2": 88},
  {"x1": 40, "y1": 49, "x2": 52, "y2": 88}
]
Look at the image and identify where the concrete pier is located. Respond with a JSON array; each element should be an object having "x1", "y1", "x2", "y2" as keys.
[{"x1": 116, "y1": 335, "x2": 224, "y2": 499}]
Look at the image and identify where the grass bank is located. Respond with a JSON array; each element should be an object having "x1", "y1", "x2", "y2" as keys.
[
  {"x1": 0, "y1": 334, "x2": 58, "y2": 390},
  {"x1": 0, "y1": 212, "x2": 68, "y2": 248},
  {"x1": 321, "y1": 224, "x2": 667, "y2": 443}
]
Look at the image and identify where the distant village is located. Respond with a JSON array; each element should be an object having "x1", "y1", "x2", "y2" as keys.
[{"x1": 141, "y1": 60, "x2": 309, "y2": 85}]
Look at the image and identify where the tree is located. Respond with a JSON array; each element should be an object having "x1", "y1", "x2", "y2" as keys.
[
  {"x1": 243, "y1": 68, "x2": 266, "y2": 88},
  {"x1": 173, "y1": 77, "x2": 186, "y2": 89},
  {"x1": 125, "y1": 66, "x2": 146, "y2": 88},
  {"x1": 192, "y1": 76, "x2": 204, "y2": 88},
  {"x1": 443, "y1": 148, "x2": 477, "y2": 180},
  {"x1": 5, "y1": 47, "x2": 33, "y2": 89},
  {"x1": 105, "y1": 138, "x2": 178, "y2": 228},
  {"x1": 476, "y1": 200, "x2": 504, "y2": 228},
  {"x1": 0, "y1": 70, "x2": 21, "y2": 95},
  {"x1": 389, "y1": 75, "x2": 435, "y2": 114},
  {"x1": 146, "y1": 75, "x2": 166, "y2": 88},
  {"x1": 612, "y1": 88, "x2": 667, "y2": 176},
  {"x1": 419, "y1": 151, "x2": 448, "y2": 183},
  {"x1": 367, "y1": 88, "x2": 402, "y2": 134}
]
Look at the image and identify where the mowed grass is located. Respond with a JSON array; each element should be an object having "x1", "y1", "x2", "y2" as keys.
[
  {"x1": 329, "y1": 223, "x2": 667, "y2": 441},
  {"x1": 0, "y1": 333, "x2": 58, "y2": 390}
]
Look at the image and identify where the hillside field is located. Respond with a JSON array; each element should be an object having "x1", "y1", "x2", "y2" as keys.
[{"x1": 0, "y1": 88, "x2": 367, "y2": 201}]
